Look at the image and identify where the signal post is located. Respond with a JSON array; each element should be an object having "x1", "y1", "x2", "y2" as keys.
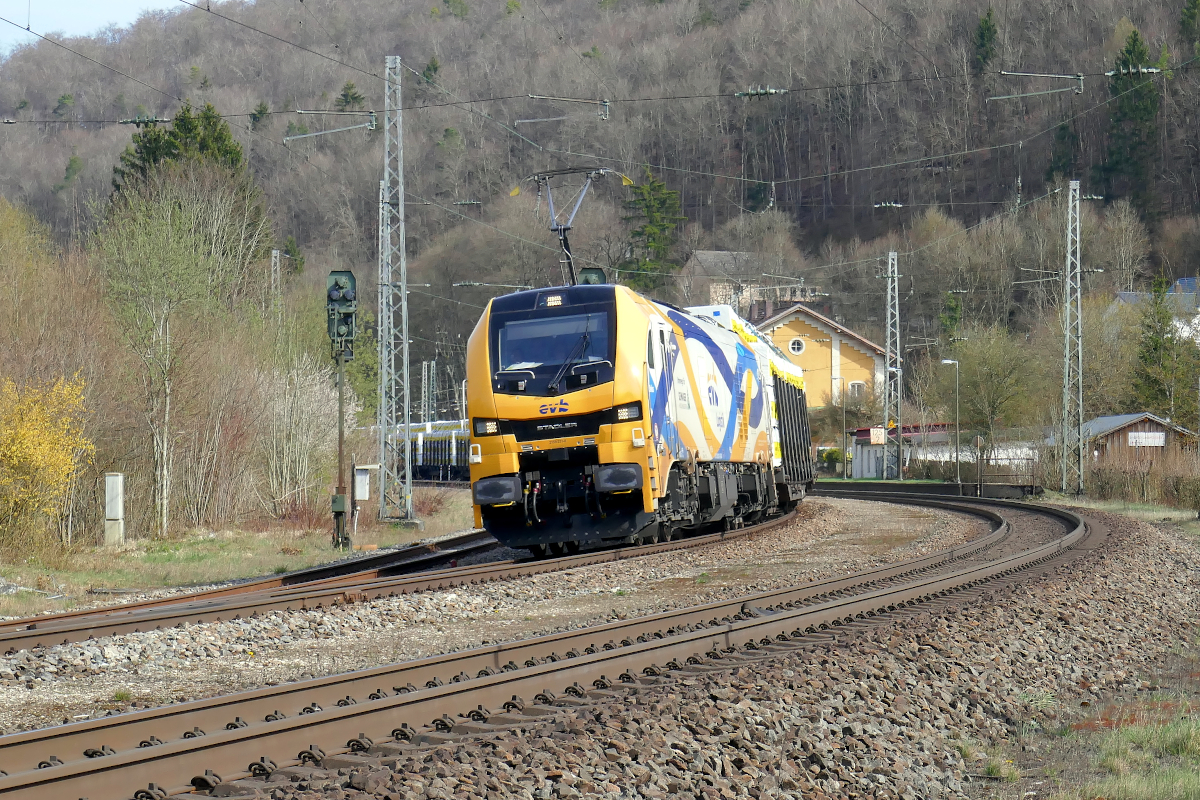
[{"x1": 327, "y1": 271, "x2": 357, "y2": 549}]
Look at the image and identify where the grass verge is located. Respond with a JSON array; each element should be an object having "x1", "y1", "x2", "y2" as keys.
[
  {"x1": 0, "y1": 488, "x2": 475, "y2": 619},
  {"x1": 1047, "y1": 710, "x2": 1200, "y2": 800}
]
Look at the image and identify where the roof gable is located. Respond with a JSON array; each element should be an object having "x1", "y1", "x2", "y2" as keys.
[
  {"x1": 1082, "y1": 412, "x2": 1192, "y2": 439},
  {"x1": 759, "y1": 303, "x2": 885, "y2": 356}
]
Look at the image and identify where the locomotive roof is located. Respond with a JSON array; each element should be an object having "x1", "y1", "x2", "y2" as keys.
[{"x1": 488, "y1": 284, "x2": 616, "y2": 313}]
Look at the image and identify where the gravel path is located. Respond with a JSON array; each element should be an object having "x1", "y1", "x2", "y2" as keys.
[
  {"x1": 0, "y1": 499, "x2": 986, "y2": 733},
  {"x1": 219, "y1": 509, "x2": 1199, "y2": 800}
]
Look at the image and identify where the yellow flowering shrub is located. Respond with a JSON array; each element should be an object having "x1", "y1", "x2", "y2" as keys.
[{"x1": 0, "y1": 376, "x2": 94, "y2": 532}]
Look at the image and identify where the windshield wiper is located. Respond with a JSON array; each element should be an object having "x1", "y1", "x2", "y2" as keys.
[{"x1": 547, "y1": 329, "x2": 591, "y2": 395}]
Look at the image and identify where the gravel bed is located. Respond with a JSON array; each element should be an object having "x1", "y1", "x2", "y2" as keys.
[
  {"x1": 213, "y1": 510, "x2": 1199, "y2": 800},
  {"x1": 0, "y1": 499, "x2": 985, "y2": 733}
]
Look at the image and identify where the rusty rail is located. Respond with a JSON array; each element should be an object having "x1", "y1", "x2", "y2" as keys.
[
  {"x1": 0, "y1": 530, "x2": 498, "y2": 636},
  {"x1": 0, "y1": 496, "x2": 1087, "y2": 800},
  {"x1": 0, "y1": 501, "x2": 1003, "y2": 776},
  {"x1": 0, "y1": 510, "x2": 801, "y2": 652}
]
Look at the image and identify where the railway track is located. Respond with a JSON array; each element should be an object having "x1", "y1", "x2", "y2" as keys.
[
  {"x1": 0, "y1": 495, "x2": 1091, "y2": 799},
  {"x1": 0, "y1": 505, "x2": 801, "y2": 653},
  {"x1": 0, "y1": 529, "x2": 497, "y2": 639}
]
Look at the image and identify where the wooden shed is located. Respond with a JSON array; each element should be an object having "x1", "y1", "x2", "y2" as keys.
[{"x1": 1083, "y1": 413, "x2": 1193, "y2": 463}]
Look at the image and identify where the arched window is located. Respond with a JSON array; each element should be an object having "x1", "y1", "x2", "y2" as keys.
[{"x1": 788, "y1": 338, "x2": 805, "y2": 356}]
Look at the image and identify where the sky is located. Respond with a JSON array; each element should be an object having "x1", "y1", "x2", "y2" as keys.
[{"x1": 0, "y1": 0, "x2": 182, "y2": 55}]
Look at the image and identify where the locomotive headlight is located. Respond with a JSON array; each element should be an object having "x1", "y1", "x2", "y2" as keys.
[
  {"x1": 474, "y1": 418, "x2": 501, "y2": 436},
  {"x1": 614, "y1": 402, "x2": 642, "y2": 421}
]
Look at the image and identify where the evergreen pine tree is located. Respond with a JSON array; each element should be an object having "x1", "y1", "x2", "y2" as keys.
[
  {"x1": 422, "y1": 57, "x2": 440, "y2": 85},
  {"x1": 1094, "y1": 29, "x2": 1161, "y2": 216},
  {"x1": 249, "y1": 101, "x2": 270, "y2": 130},
  {"x1": 621, "y1": 168, "x2": 686, "y2": 291},
  {"x1": 938, "y1": 294, "x2": 962, "y2": 335},
  {"x1": 283, "y1": 236, "x2": 305, "y2": 274},
  {"x1": 1182, "y1": 0, "x2": 1200, "y2": 43},
  {"x1": 334, "y1": 82, "x2": 366, "y2": 112},
  {"x1": 113, "y1": 103, "x2": 243, "y2": 190},
  {"x1": 1130, "y1": 275, "x2": 1200, "y2": 422},
  {"x1": 973, "y1": 8, "x2": 998, "y2": 73}
]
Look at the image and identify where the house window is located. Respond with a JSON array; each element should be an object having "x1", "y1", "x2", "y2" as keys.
[
  {"x1": 848, "y1": 381, "x2": 866, "y2": 401},
  {"x1": 789, "y1": 338, "x2": 806, "y2": 355}
]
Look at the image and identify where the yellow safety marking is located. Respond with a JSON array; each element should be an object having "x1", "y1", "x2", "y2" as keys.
[
  {"x1": 771, "y1": 361, "x2": 805, "y2": 390},
  {"x1": 729, "y1": 317, "x2": 760, "y2": 345}
]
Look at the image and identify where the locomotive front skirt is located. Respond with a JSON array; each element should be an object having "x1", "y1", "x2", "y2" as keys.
[{"x1": 466, "y1": 283, "x2": 815, "y2": 556}]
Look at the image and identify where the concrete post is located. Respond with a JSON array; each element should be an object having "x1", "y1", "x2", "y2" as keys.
[{"x1": 104, "y1": 473, "x2": 125, "y2": 546}]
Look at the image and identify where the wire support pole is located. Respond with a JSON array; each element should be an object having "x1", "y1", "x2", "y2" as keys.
[
  {"x1": 1061, "y1": 180, "x2": 1084, "y2": 495},
  {"x1": 270, "y1": 248, "x2": 281, "y2": 323},
  {"x1": 884, "y1": 251, "x2": 903, "y2": 480},
  {"x1": 379, "y1": 55, "x2": 414, "y2": 520}
]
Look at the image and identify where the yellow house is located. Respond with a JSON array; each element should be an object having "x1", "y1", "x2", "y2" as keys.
[{"x1": 758, "y1": 304, "x2": 884, "y2": 409}]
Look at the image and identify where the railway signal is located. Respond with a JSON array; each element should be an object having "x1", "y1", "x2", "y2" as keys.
[
  {"x1": 326, "y1": 270, "x2": 357, "y2": 549},
  {"x1": 326, "y1": 271, "x2": 357, "y2": 358}
]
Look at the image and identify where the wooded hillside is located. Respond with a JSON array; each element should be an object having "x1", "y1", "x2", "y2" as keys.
[
  {"x1": 2, "y1": 0, "x2": 1198, "y2": 279},
  {"x1": 2, "y1": 0, "x2": 1200, "y2": 543}
]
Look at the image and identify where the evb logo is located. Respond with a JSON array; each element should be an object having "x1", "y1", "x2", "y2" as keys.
[{"x1": 539, "y1": 399, "x2": 569, "y2": 415}]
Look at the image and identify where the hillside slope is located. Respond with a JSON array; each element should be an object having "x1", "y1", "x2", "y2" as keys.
[{"x1": 0, "y1": 0, "x2": 1197, "y2": 352}]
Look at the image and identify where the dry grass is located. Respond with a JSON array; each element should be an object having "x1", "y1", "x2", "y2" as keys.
[
  {"x1": 0, "y1": 489, "x2": 476, "y2": 619},
  {"x1": 983, "y1": 758, "x2": 1021, "y2": 781},
  {"x1": 412, "y1": 488, "x2": 452, "y2": 517},
  {"x1": 0, "y1": 590, "x2": 61, "y2": 619},
  {"x1": 1046, "y1": 712, "x2": 1200, "y2": 800},
  {"x1": 1042, "y1": 492, "x2": 1198, "y2": 522}
]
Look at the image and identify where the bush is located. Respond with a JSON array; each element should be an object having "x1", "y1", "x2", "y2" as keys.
[
  {"x1": 0, "y1": 376, "x2": 93, "y2": 553},
  {"x1": 413, "y1": 488, "x2": 451, "y2": 517},
  {"x1": 1084, "y1": 457, "x2": 1200, "y2": 513}
]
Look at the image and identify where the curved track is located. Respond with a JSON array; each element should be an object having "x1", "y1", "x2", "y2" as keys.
[
  {"x1": 0, "y1": 531, "x2": 497, "y2": 639},
  {"x1": 0, "y1": 495, "x2": 1094, "y2": 799},
  {"x1": 0, "y1": 513, "x2": 795, "y2": 654}
]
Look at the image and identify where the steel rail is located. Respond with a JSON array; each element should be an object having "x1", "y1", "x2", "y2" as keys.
[
  {"x1": 0, "y1": 530, "x2": 497, "y2": 635},
  {"x1": 0, "y1": 495, "x2": 1078, "y2": 800},
  {"x1": 0, "y1": 508, "x2": 813, "y2": 653},
  {"x1": 0, "y1": 501, "x2": 1007, "y2": 776},
  {"x1": 0, "y1": 496, "x2": 1088, "y2": 800}
]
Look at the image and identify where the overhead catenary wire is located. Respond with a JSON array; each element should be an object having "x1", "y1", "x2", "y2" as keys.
[
  {"x1": 0, "y1": 13, "x2": 422, "y2": 243},
  {"x1": 4, "y1": 12, "x2": 1190, "y2": 295},
  {"x1": 0, "y1": 15, "x2": 186, "y2": 106},
  {"x1": 408, "y1": 289, "x2": 485, "y2": 309},
  {"x1": 850, "y1": 0, "x2": 941, "y2": 73},
  {"x1": 173, "y1": 0, "x2": 546, "y2": 151},
  {"x1": 0, "y1": 96, "x2": 536, "y2": 125},
  {"x1": 296, "y1": 0, "x2": 342, "y2": 52},
  {"x1": 540, "y1": 55, "x2": 1196, "y2": 188},
  {"x1": 3, "y1": 7, "x2": 1161, "y2": 276},
  {"x1": 0, "y1": 14, "x2": 579, "y2": 291}
]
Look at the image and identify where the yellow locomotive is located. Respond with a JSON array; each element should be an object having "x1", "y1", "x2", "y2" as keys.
[{"x1": 466, "y1": 283, "x2": 814, "y2": 555}]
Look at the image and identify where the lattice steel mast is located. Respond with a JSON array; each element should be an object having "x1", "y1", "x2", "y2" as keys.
[
  {"x1": 378, "y1": 56, "x2": 414, "y2": 520},
  {"x1": 1061, "y1": 180, "x2": 1084, "y2": 494},
  {"x1": 882, "y1": 251, "x2": 902, "y2": 480}
]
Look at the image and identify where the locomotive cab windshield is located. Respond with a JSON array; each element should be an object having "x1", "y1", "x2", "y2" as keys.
[{"x1": 488, "y1": 286, "x2": 617, "y2": 395}]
